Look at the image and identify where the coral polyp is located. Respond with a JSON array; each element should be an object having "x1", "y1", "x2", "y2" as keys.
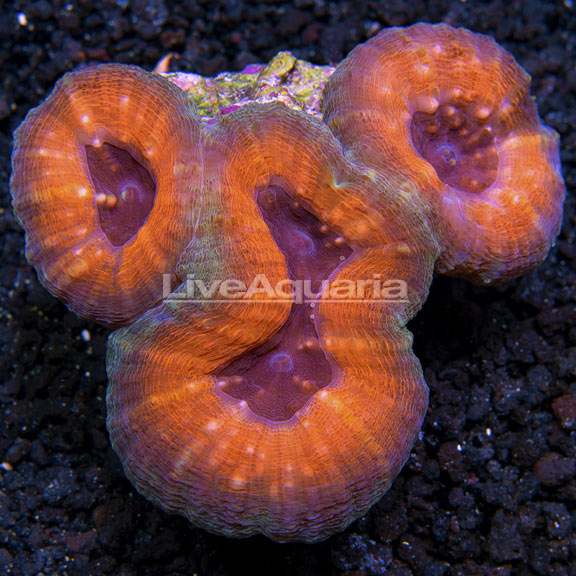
[
  {"x1": 324, "y1": 24, "x2": 564, "y2": 284},
  {"x1": 10, "y1": 23, "x2": 564, "y2": 542},
  {"x1": 10, "y1": 65, "x2": 202, "y2": 327}
]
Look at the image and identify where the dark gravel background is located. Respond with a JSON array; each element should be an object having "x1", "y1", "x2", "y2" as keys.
[{"x1": 1, "y1": 1, "x2": 575, "y2": 575}]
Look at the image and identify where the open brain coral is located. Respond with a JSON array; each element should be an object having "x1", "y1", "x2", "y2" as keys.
[{"x1": 10, "y1": 23, "x2": 565, "y2": 542}]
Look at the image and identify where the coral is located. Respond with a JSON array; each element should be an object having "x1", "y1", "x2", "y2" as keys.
[
  {"x1": 106, "y1": 103, "x2": 438, "y2": 541},
  {"x1": 9, "y1": 23, "x2": 565, "y2": 542},
  {"x1": 324, "y1": 24, "x2": 564, "y2": 283},
  {"x1": 10, "y1": 65, "x2": 203, "y2": 327}
]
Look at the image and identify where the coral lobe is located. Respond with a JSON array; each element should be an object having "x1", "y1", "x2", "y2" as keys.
[
  {"x1": 107, "y1": 102, "x2": 436, "y2": 541},
  {"x1": 11, "y1": 64, "x2": 202, "y2": 327},
  {"x1": 324, "y1": 23, "x2": 564, "y2": 284}
]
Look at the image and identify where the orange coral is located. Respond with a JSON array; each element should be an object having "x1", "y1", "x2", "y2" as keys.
[
  {"x1": 324, "y1": 23, "x2": 564, "y2": 283},
  {"x1": 9, "y1": 23, "x2": 564, "y2": 542},
  {"x1": 11, "y1": 65, "x2": 202, "y2": 326},
  {"x1": 107, "y1": 104, "x2": 438, "y2": 541}
]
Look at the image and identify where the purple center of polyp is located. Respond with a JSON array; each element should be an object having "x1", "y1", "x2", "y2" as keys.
[
  {"x1": 217, "y1": 185, "x2": 352, "y2": 422},
  {"x1": 85, "y1": 143, "x2": 156, "y2": 246},
  {"x1": 411, "y1": 104, "x2": 499, "y2": 194}
]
